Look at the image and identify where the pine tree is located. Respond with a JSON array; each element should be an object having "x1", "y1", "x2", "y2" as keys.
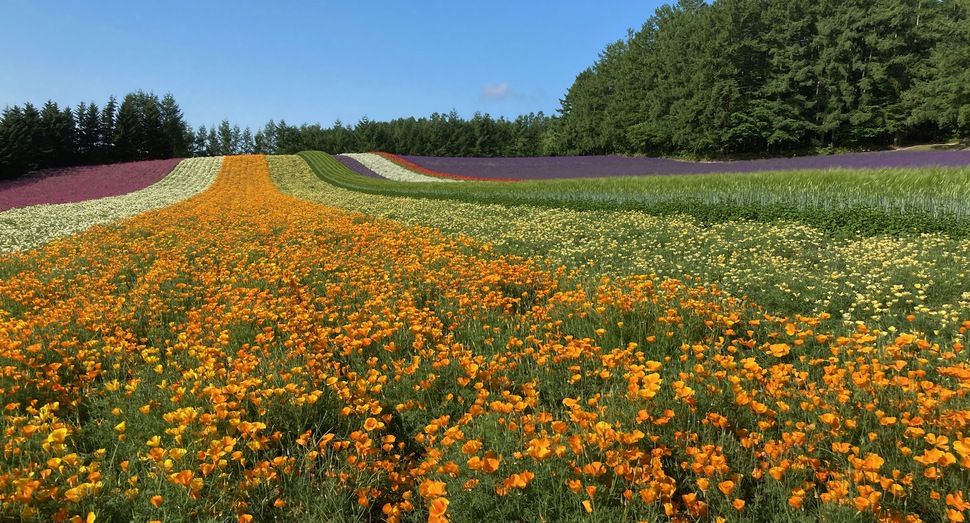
[
  {"x1": 114, "y1": 94, "x2": 141, "y2": 162},
  {"x1": 75, "y1": 101, "x2": 101, "y2": 164},
  {"x1": 100, "y1": 96, "x2": 117, "y2": 163},
  {"x1": 0, "y1": 105, "x2": 40, "y2": 178},
  {"x1": 217, "y1": 120, "x2": 234, "y2": 155},
  {"x1": 193, "y1": 125, "x2": 209, "y2": 156},
  {"x1": 758, "y1": 0, "x2": 819, "y2": 152},
  {"x1": 240, "y1": 127, "x2": 254, "y2": 154},
  {"x1": 206, "y1": 127, "x2": 219, "y2": 156},
  {"x1": 230, "y1": 124, "x2": 242, "y2": 155},
  {"x1": 38, "y1": 101, "x2": 76, "y2": 168},
  {"x1": 255, "y1": 119, "x2": 277, "y2": 154},
  {"x1": 139, "y1": 93, "x2": 167, "y2": 159},
  {"x1": 159, "y1": 93, "x2": 190, "y2": 157}
]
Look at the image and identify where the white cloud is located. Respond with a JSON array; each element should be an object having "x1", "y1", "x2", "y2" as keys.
[{"x1": 481, "y1": 82, "x2": 512, "y2": 100}]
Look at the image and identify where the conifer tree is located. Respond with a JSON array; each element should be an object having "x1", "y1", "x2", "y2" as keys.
[
  {"x1": 38, "y1": 101, "x2": 76, "y2": 168},
  {"x1": 75, "y1": 101, "x2": 101, "y2": 164},
  {"x1": 0, "y1": 105, "x2": 40, "y2": 178},
  {"x1": 193, "y1": 125, "x2": 209, "y2": 156},
  {"x1": 100, "y1": 96, "x2": 117, "y2": 162},
  {"x1": 113, "y1": 94, "x2": 140, "y2": 162},
  {"x1": 139, "y1": 93, "x2": 166, "y2": 159},
  {"x1": 159, "y1": 93, "x2": 190, "y2": 157}
]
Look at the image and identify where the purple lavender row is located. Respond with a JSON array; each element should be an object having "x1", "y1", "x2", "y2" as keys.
[
  {"x1": 401, "y1": 150, "x2": 970, "y2": 180},
  {"x1": 334, "y1": 155, "x2": 388, "y2": 180},
  {"x1": 0, "y1": 158, "x2": 182, "y2": 212}
]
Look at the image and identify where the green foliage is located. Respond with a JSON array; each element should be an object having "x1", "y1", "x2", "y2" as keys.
[
  {"x1": 75, "y1": 101, "x2": 101, "y2": 164},
  {"x1": 0, "y1": 104, "x2": 41, "y2": 179},
  {"x1": 0, "y1": 91, "x2": 190, "y2": 180},
  {"x1": 113, "y1": 94, "x2": 141, "y2": 162},
  {"x1": 552, "y1": 0, "x2": 970, "y2": 158},
  {"x1": 252, "y1": 111, "x2": 554, "y2": 157},
  {"x1": 907, "y1": 0, "x2": 970, "y2": 137},
  {"x1": 114, "y1": 91, "x2": 187, "y2": 161},
  {"x1": 38, "y1": 101, "x2": 76, "y2": 169},
  {"x1": 159, "y1": 93, "x2": 192, "y2": 158},
  {"x1": 192, "y1": 119, "x2": 254, "y2": 156}
]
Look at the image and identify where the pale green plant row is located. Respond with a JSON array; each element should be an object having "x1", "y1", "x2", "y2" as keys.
[{"x1": 270, "y1": 154, "x2": 970, "y2": 340}]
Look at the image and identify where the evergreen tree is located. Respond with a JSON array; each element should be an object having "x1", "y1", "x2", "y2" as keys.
[
  {"x1": 75, "y1": 101, "x2": 101, "y2": 164},
  {"x1": 217, "y1": 120, "x2": 235, "y2": 155},
  {"x1": 863, "y1": 0, "x2": 939, "y2": 146},
  {"x1": 99, "y1": 96, "x2": 117, "y2": 162},
  {"x1": 206, "y1": 126, "x2": 219, "y2": 156},
  {"x1": 625, "y1": 1, "x2": 710, "y2": 155},
  {"x1": 757, "y1": 0, "x2": 819, "y2": 152},
  {"x1": 330, "y1": 119, "x2": 351, "y2": 153},
  {"x1": 0, "y1": 105, "x2": 41, "y2": 178},
  {"x1": 160, "y1": 93, "x2": 190, "y2": 157},
  {"x1": 113, "y1": 94, "x2": 140, "y2": 162},
  {"x1": 254, "y1": 119, "x2": 277, "y2": 154},
  {"x1": 253, "y1": 130, "x2": 267, "y2": 155},
  {"x1": 230, "y1": 124, "x2": 243, "y2": 155},
  {"x1": 139, "y1": 92, "x2": 167, "y2": 159},
  {"x1": 240, "y1": 127, "x2": 254, "y2": 154},
  {"x1": 38, "y1": 101, "x2": 76, "y2": 168},
  {"x1": 553, "y1": 0, "x2": 964, "y2": 156},
  {"x1": 909, "y1": 0, "x2": 970, "y2": 139},
  {"x1": 194, "y1": 125, "x2": 210, "y2": 156},
  {"x1": 354, "y1": 117, "x2": 382, "y2": 152}
]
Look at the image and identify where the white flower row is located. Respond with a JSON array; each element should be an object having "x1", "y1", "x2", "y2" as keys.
[
  {"x1": 0, "y1": 156, "x2": 223, "y2": 253},
  {"x1": 339, "y1": 153, "x2": 459, "y2": 183}
]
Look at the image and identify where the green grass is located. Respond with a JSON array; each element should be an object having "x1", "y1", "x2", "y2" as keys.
[{"x1": 299, "y1": 150, "x2": 970, "y2": 237}]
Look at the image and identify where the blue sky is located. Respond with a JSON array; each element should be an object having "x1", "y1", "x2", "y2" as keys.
[{"x1": 0, "y1": 1, "x2": 664, "y2": 131}]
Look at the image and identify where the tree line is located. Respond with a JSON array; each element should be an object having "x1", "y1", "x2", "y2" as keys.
[
  {"x1": 1, "y1": 97, "x2": 552, "y2": 179},
  {"x1": 250, "y1": 111, "x2": 552, "y2": 158},
  {"x1": 549, "y1": 0, "x2": 970, "y2": 157},
  {"x1": 0, "y1": 91, "x2": 193, "y2": 179}
]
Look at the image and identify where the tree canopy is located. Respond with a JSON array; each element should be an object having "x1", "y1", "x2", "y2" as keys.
[
  {"x1": 1, "y1": 91, "x2": 191, "y2": 179},
  {"x1": 552, "y1": 0, "x2": 970, "y2": 157}
]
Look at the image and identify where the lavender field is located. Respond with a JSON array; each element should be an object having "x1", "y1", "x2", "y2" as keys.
[
  {"x1": 0, "y1": 159, "x2": 181, "y2": 211},
  {"x1": 402, "y1": 149, "x2": 970, "y2": 180}
]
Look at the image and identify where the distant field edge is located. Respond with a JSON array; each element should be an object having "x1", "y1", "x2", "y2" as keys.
[{"x1": 296, "y1": 150, "x2": 970, "y2": 239}]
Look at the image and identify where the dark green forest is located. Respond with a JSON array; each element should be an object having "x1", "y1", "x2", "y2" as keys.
[
  {"x1": 550, "y1": 0, "x2": 970, "y2": 157},
  {"x1": 3, "y1": 0, "x2": 969, "y2": 179},
  {"x1": 0, "y1": 91, "x2": 193, "y2": 180}
]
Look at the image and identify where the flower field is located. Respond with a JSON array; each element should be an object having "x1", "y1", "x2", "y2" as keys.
[
  {"x1": 0, "y1": 157, "x2": 221, "y2": 253},
  {"x1": 0, "y1": 159, "x2": 182, "y2": 213},
  {"x1": 1, "y1": 154, "x2": 969, "y2": 523},
  {"x1": 301, "y1": 151, "x2": 970, "y2": 238},
  {"x1": 271, "y1": 156, "x2": 970, "y2": 343}
]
